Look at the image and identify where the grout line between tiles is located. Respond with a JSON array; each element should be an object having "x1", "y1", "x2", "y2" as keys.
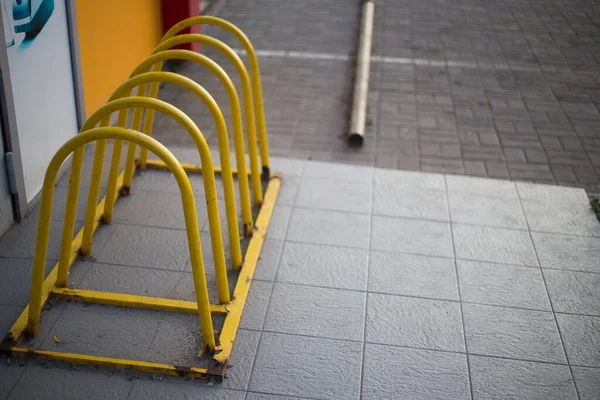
[
  {"x1": 516, "y1": 182, "x2": 581, "y2": 399},
  {"x1": 443, "y1": 174, "x2": 475, "y2": 399}
]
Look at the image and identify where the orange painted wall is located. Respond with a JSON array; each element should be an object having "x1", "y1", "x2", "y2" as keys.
[{"x1": 75, "y1": 0, "x2": 163, "y2": 116}]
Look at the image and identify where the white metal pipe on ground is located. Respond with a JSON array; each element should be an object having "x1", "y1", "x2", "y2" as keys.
[{"x1": 348, "y1": 0, "x2": 375, "y2": 147}]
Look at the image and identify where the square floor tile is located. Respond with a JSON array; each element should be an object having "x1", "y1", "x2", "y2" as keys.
[
  {"x1": 516, "y1": 182, "x2": 589, "y2": 206},
  {"x1": 446, "y1": 175, "x2": 518, "y2": 198},
  {"x1": 295, "y1": 178, "x2": 372, "y2": 213},
  {"x1": 0, "y1": 304, "x2": 22, "y2": 336},
  {"x1": 271, "y1": 157, "x2": 305, "y2": 177},
  {"x1": 556, "y1": 314, "x2": 600, "y2": 367},
  {"x1": 254, "y1": 239, "x2": 284, "y2": 281},
  {"x1": 114, "y1": 190, "x2": 208, "y2": 230},
  {"x1": 372, "y1": 216, "x2": 454, "y2": 257},
  {"x1": 572, "y1": 367, "x2": 600, "y2": 400},
  {"x1": 96, "y1": 224, "x2": 189, "y2": 271},
  {"x1": 374, "y1": 184, "x2": 449, "y2": 221},
  {"x1": 128, "y1": 380, "x2": 243, "y2": 400},
  {"x1": 304, "y1": 161, "x2": 373, "y2": 183},
  {"x1": 0, "y1": 362, "x2": 25, "y2": 398},
  {"x1": 457, "y1": 260, "x2": 551, "y2": 310},
  {"x1": 532, "y1": 232, "x2": 600, "y2": 273},
  {"x1": 463, "y1": 303, "x2": 566, "y2": 363},
  {"x1": 287, "y1": 208, "x2": 371, "y2": 249},
  {"x1": 375, "y1": 168, "x2": 445, "y2": 190},
  {"x1": 453, "y1": 224, "x2": 538, "y2": 266},
  {"x1": 265, "y1": 283, "x2": 365, "y2": 341},
  {"x1": 276, "y1": 175, "x2": 300, "y2": 205},
  {"x1": 78, "y1": 263, "x2": 181, "y2": 299},
  {"x1": 522, "y1": 201, "x2": 600, "y2": 237},
  {"x1": 240, "y1": 280, "x2": 273, "y2": 331},
  {"x1": 249, "y1": 332, "x2": 362, "y2": 399},
  {"x1": 362, "y1": 343, "x2": 470, "y2": 400},
  {"x1": 0, "y1": 258, "x2": 45, "y2": 307},
  {"x1": 265, "y1": 204, "x2": 293, "y2": 240},
  {"x1": 9, "y1": 365, "x2": 134, "y2": 400},
  {"x1": 544, "y1": 269, "x2": 600, "y2": 315},
  {"x1": 368, "y1": 251, "x2": 458, "y2": 300},
  {"x1": 449, "y1": 192, "x2": 527, "y2": 229},
  {"x1": 470, "y1": 355, "x2": 577, "y2": 400},
  {"x1": 277, "y1": 242, "x2": 368, "y2": 290},
  {"x1": 366, "y1": 293, "x2": 464, "y2": 352}
]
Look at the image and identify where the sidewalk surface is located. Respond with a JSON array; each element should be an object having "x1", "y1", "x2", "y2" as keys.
[
  {"x1": 155, "y1": 0, "x2": 600, "y2": 195},
  {"x1": 1, "y1": 152, "x2": 600, "y2": 399},
  {"x1": 2, "y1": 0, "x2": 600, "y2": 399}
]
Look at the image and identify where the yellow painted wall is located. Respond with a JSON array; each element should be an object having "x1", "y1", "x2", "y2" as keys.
[{"x1": 75, "y1": 0, "x2": 163, "y2": 116}]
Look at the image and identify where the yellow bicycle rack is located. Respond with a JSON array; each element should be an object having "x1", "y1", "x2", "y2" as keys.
[{"x1": 0, "y1": 17, "x2": 280, "y2": 382}]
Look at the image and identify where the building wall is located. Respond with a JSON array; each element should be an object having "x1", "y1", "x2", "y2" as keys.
[{"x1": 75, "y1": 0, "x2": 163, "y2": 116}]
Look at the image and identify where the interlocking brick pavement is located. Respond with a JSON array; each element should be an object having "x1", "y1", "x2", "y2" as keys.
[{"x1": 152, "y1": 0, "x2": 600, "y2": 195}]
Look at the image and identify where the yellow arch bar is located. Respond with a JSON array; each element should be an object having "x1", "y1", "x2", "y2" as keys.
[
  {"x1": 28, "y1": 127, "x2": 216, "y2": 351},
  {"x1": 161, "y1": 16, "x2": 270, "y2": 177},
  {"x1": 102, "y1": 72, "x2": 243, "y2": 270},
  {"x1": 131, "y1": 50, "x2": 256, "y2": 233},
  {"x1": 69, "y1": 96, "x2": 231, "y2": 305},
  {"x1": 150, "y1": 40, "x2": 263, "y2": 208}
]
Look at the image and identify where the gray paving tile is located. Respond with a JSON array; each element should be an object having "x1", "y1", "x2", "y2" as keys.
[
  {"x1": 522, "y1": 201, "x2": 600, "y2": 237},
  {"x1": 372, "y1": 216, "x2": 454, "y2": 257},
  {"x1": 145, "y1": 313, "x2": 202, "y2": 367},
  {"x1": 254, "y1": 239, "x2": 284, "y2": 281},
  {"x1": 270, "y1": 157, "x2": 305, "y2": 177},
  {"x1": 276, "y1": 175, "x2": 300, "y2": 205},
  {"x1": 240, "y1": 280, "x2": 273, "y2": 330},
  {"x1": 516, "y1": 182, "x2": 590, "y2": 205},
  {"x1": 374, "y1": 184, "x2": 449, "y2": 221},
  {"x1": 67, "y1": 260, "x2": 92, "y2": 287},
  {"x1": 139, "y1": 169, "x2": 211, "y2": 195},
  {"x1": 532, "y1": 232, "x2": 600, "y2": 273},
  {"x1": 470, "y1": 355, "x2": 578, "y2": 400},
  {"x1": 95, "y1": 224, "x2": 190, "y2": 271},
  {"x1": 40, "y1": 305, "x2": 161, "y2": 361},
  {"x1": 287, "y1": 208, "x2": 371, "y2": 249},
  {"x1": 366, "y1": 293, "x2": 464, "y2": 352},
  {"x1": 221, "y1": 329, "x2": 262, "y2": 390},
  {"x1": 8, "y1": 365, "x2": 133, "y2": 400},
  {"x1": 303, "y1": 160, "x2": 373, "y2": 183},
  {"x1": 544, "y1": 269, "x2": 600, "y2": 316},
  {"x1": 0, "y1": 258, "x2": 47, "y2": 307},
  {"x1": 277, "y1": 242, "x2": 368, "y2": 290},
  {"x1": 249, "y1": 332, "x2": 362, "y2": 399},
  {"x1": 572, "y1": 366, "x2": 600, "y2": 400},
  {"x1": 446, "y1": 174, "x2": 518, "y2": 198},
  {"x1": 265, "y1": 204, "x2": 292, "y2": 240},
  {"x1": 114, "y1": 190, "x2": 208, "y2": 230},
  {"x1": 463, "y1": 303, "x2": 566, "y2": 363},
  {"x1": 264, "y1": 283, "x2": 365, "y2": 341},
  {"x1": 457, "y1": 260, "x2": 551, "y2": 310},
  {"x1": 368, "y1": 251, "x2": 458, "y2": 300},
  {"x1": 295, "y1": 178, "x2": 372, "y2": 213},
  {"x1": 0, "y1": 363, "x2": 25, "y2": 400},
  {"x1": 556, "y1": 314, "x2": 600, "y2": 367},
  {"x1": 362, "y1": 343, "x2": 470, "y2": 400},
  {"x1": 128, "y1": 380, "x2": 244, "y2": 400},
  {"x1": 448, "y1": 192, "x2": 527, "y2": 229},
  {"x1": 78, "y1": 263, "x2": 182, "y2": 298},
  {"x1": 6, "y1": 222, "x2": 68, "y2": 261},
  {"x1": 374, "y1": 168, "x2": 445, "y2": 190},
  {"x1": 0, "y1": 305, "x2": 22, "y2": 337},
  {"x1": 246, "y1": 394, "x2": 313, "y2": 400},
  {"x1": 453, "y1": 224, "x2": 538, "y2": 266}
]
